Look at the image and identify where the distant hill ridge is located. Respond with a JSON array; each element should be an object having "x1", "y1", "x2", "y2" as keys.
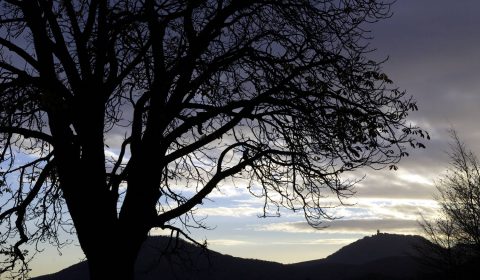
[
  {"x1": 324, "y1": 232, "x2": 426, "y2": 265},
  {"x1": 31, "y1": 233, "x2": 439, "y2": 280}
]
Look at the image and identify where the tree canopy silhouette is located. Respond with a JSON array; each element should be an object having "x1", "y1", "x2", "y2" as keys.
[
  {"x1": 0, "y1": 0, "x2": 426, "y2": 279},
  {"x1": 419, "y1": 131, "x2": 480, "y2": 279}
]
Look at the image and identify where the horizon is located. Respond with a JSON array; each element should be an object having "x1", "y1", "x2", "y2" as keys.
[
  {"x1": 31, "y1": 232, "x2": 437, "y2": 280},
  {"x1": 30, "y1": 231, "x2": 420, "y2": 277}
]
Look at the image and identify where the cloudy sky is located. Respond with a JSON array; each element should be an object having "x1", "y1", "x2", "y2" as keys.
[{"x1": 29, "y1": 0, "x2": 480, "y2": 277}]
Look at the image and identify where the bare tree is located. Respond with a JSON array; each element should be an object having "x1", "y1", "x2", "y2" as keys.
[
  {"x1": 419, "y1": 131, "x2": 480, "y2": 279},
  {"x1": 0, "y1": 1, "x2": 427, "y2": 279}
]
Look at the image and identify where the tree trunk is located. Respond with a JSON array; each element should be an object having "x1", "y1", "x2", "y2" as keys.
[
  {"x1": 59, "y1": 168, "x2": 145, "y2": 280},
  {"x1": 50, "y1": 91, "x2": 158, "y2": 279},
  {"x1": 88, "y1": 252, "x2": 135, "y2": 280},
  {"x1": 85, "y1": 234, "x2": 146, "y2": 280}
]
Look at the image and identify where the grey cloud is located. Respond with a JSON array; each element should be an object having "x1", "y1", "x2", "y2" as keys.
[
  {"x1": 372, "y1": 0, "x2": 480, "y2": 139},
  {"x1": 315, "y1": 219, "x2": 421, "y2": 234},
  {"x1": 348, "y1": 169, "x2": 437, "y2": 199},
  {"x1": 325, "y1": 219, "x2": 420, "y2": 233},
  {"x1": 341, "y1": 0, "x2": 480, "y2": 204},
  {"x1": 256, "y1": 219, "x2": 422, "y2": 235}
]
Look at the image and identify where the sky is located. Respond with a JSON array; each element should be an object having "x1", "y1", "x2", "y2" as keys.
[{"x1": 27, "y1": 0, "x2": 480, "y2": 277}]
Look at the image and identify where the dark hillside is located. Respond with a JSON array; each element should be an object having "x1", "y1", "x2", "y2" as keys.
[{"x1": 32, "y1": 234, "x2": 438, "y2": 280}]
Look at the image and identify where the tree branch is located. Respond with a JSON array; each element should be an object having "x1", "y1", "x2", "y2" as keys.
[
  {"x1": 0, "y1": 126, "x2": 54, "y2": 144},
  {"x1": 37, "y1": 0, "x2": 81, "y2": 89},
  {"x1": 0, "y1": 38, "x2": 39, "y2": 69},
  {"x1": 155, "y1": 144, "x2": 275, "y2": 226}
]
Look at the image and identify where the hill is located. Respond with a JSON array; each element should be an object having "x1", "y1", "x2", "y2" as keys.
[
  {"x1": 31, "y1": 233, "x2": 438, "y2": 280},
  {"x1": 295, "y1": 232, "x2": 427, "y2": 266},
  {"x1": 291, "y1": 233, "x2": 436, "y2": 280},
  {"x1": 32, "y1": 237, "x2": 292, "y2": 280}
]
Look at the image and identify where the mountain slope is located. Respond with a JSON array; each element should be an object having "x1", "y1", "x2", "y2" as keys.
[
  {"x1": 31, "y1": 233, "x2": 436, "y2": 280},
  {"x1": 33, "y1": 237, "x2": 294, "y2": 280},
  {"x1": 295, "y1": 233, "x2": 427, "y2": 267},
  {"x1": 291, "y1": 233, "x2": 434, "y2": 280},
  {"x1": 326, "y1": 233, "x2": 426, "y2": 264}
]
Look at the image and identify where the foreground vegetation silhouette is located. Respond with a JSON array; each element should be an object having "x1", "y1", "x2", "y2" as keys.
[
  {"x1": 0, "y1": 1, "x2": 426, "y2": 279},
  {"x1": 419, "y1": 131, "x2": 480, "y2": 279}
]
